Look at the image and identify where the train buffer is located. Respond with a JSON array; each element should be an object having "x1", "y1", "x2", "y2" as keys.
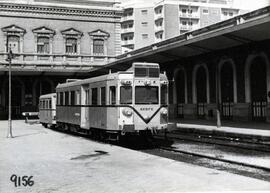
[{"x1": 22, "y1": 112, "x2": 39, "y2": 123}]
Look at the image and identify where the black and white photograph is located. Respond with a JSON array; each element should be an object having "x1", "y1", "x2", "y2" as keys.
[{"x1": 0, "y1": 0, "x2": 270, "y2": 192}]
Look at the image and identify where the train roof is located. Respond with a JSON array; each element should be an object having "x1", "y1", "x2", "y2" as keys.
[
  {"x1": 56, "y1": 71, "x2": 128, "y2": 89},
  {"x1": 39, "y1": 93, "x2": 56, "y2": 99},
  {"x1": 56, "y1": 62, "x2": 164, "y2": 89}
]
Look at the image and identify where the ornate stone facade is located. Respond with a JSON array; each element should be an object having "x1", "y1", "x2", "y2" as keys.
[{"x1": 0, "y1": 1, "x2": 122, "y2": 119}]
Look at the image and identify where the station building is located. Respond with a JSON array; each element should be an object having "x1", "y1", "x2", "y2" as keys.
[
  {"x1": 0, "y1": 0, "x2": 122, "y2": 119},
  {"x1": 95, "y1": 6, "x2": 270, "y2": 123}
]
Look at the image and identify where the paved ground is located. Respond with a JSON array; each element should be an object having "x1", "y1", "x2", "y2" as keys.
[
  {"x1": 171, "y1": 118, "x2": 270, "y2": 138},
  {"x1": 1, "y1": 120, "x2": 270, "y2": 193}
]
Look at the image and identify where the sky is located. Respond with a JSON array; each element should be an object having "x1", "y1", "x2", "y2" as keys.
[
  {"x1": 120, "y1": 0, "x2": 270, "y2": 10},
  {"x1": 233, "y1": 0, "x2": 270, "y2": 10}
]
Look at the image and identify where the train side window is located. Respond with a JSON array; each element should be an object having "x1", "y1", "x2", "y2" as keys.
[
  {"x1": 85, "y1": 89, "x2": 90, "y2": 105},
  {"x1": 120, "y1": 86, "x2": 132, "y2": 104},
  {"x1": 76, "y1": 90, "x2": 80, "y2": 105},
  {"x1": 161, "y1": 85, "x2": 168, "y2": 104},
  {"x1": 101, "y1": 87, "x2": 106, "y2": 105},
  {"x1": 60, "y1": 92, "x2": 64, "y2": 105},
  {"x1": 57, "y1": 93, "x2": 59, "y2": 105},
  {"x1": 92, "y1": 88, "x2": 98, "y2": 105},
  {"x1": 65, "y1": 91, "x2": 69, "y2": 105},
  {"x1": 49, "y1": 100, "x2": 52, "y2": 109},
  {"x1": 70, "y1": 91, "x2": 75, "y2": 106},
  {"x1": 109, "y1": 86, "x2": 116, "y2": 105},
  {"x1": 45, "y1": 100, "x2": 48, "y2": 109}
]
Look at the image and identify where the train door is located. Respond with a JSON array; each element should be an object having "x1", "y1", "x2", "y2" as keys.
[{"x1": 81, "y1": 85, "x2": 90, "y2": 129}]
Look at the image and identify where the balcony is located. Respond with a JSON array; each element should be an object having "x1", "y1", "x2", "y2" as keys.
[
  {"x1": 121, "y1": 15, "x2": 134, "y2": 22},
  {"x1": 121, "y1": 39, "x2": 134, "y2": 46},
  {"x1": 180, "y1": 25, "x2": 193, "y2": 31},
  {"x1": 121, "y1": 27, "x2": 135, "y2": 34},
  {"x1": 154, "y1": 25, "x2": 164, "y2": 32},
  {"x1": 179, "y1": 13, "x2": 199, "y2": 19},
  {"x1": 0, "y1": 52, "x2": 116, "y2": 72},
  {"x1": 154, "y1": 13, "x2": 164, "y2": 21}
]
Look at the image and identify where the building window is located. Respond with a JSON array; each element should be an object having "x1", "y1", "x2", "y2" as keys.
[
  {"x1": 7, "y1": 35, "x2": 20, "y2": 53},
  {"x1": 142, "y1": 34, "x2": 148, "y2": 39},
  {"x1": 229, "y1": 12, "x2": 233, "y2": 16},
  {"x1": 89, "y1": 29, "x2": 109, "y2": 56},
  {"x1": 2, "y1": 25, "x2": 26, "y2": 54},
  {"x1": 93, "y1": 39, "x2": 104, "y2": 55},
  {"x1": 66, "y1": 38, "x2": 77, "y2": 54},
  {"x1": 202, "y1": 9, "x2": 209, "y2": 14},
  {"x1": 33, "y1": 26, "x2": 55, "y2": 55},
  {"x1": 37, "y1": 37, "x2": 50, "y2": 54},
  {"x1": 141, "y1": 10, "x2": 148, "y2": 15},
  {"x1": 61, "y1": 28, "x2": 82, "y2": 55},
  {"x1": 142, "y1": 22, "x2": 148, "y2": 27},
  {"x1": 182, "y1": 21, "x2": 187, "y2": 25}
]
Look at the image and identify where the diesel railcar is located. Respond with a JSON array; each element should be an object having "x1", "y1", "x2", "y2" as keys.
[
  {"x1": 40, "y1": 62, "x2": 168, "y2": 140},
  {"x1": 39, "y1": 93, "x2": 56, "y2": 128}
]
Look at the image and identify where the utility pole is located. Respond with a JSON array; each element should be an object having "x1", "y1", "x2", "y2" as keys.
[{"x1": 6, "y1": 44, "x2": 14, "y2": 138}]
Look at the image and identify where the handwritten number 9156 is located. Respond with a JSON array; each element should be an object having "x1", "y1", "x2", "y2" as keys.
[{"x1": 10, "y1": 174, "x2": 34, "y2": 187}]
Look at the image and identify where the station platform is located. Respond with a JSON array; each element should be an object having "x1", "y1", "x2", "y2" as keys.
[
  {"x1": 1, "y1": 120, "x2": 270, "y2": 193},
  {"x1": 171, "y1": 119, "x2": 270, "y2": 142}
]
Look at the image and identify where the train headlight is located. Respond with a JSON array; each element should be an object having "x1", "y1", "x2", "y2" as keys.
[
  {"x1": 144, "y1": 80, "x2": 151, "y2": 86},
  {"x1": 122, "y1": 108, "x2": 133, "y2": 117},
  {"x1": 121, "y1": 80, "x2": 132, "y2": 85},
  {"x1": 160, "y1": 108, "x2": 168, "y2": 115}
]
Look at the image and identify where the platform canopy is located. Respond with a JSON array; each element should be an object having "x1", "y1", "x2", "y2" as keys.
[{"x1": 89, "y1": 6, "x2": 270, "y2": 75}]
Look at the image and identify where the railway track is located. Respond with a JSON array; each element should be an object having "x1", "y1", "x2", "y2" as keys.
[
  {"x1": 158, "y1": 146, "x2": 270, "y2": 172},
  {"x1": 154, "y1": 132, "x2": 270, "y2": 153}
]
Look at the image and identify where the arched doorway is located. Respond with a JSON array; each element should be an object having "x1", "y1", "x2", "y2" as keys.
[
  {"x1": 250, "y1": 57, "x2": 267, "y2": 121},
  {"x1": 196, "y1": 66, "x2": 207, "y2": 118},
  {"x1": 175, "y1": 69, "x2": 186, "y2": 118},
  {"x1": 220, "y1": 62, "x2": 234, "y2": 119}
]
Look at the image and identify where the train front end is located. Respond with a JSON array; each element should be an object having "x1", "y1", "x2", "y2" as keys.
[{"x1": 118, "y1": 63, "x2": 168, "y2": 136}]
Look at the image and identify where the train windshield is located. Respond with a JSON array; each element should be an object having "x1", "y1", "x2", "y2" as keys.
[
  {"x1": 120, "y1": 86, "x2": 132, "y2": 104},
  {"x1": 161, "y1": 85, "x2": 168, "y2": 104},
  {"x1": 135, "y1": 86, "x2": 159, "y2": 104}
]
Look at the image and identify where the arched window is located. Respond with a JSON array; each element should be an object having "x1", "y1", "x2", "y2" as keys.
[
  {"x1": 93, "y1": 39, "x2": 104, "y2": 55},
  {"x1": 37, "y1": 37, "x2": 50, "y2": 53},
  {"x1": 66, "y1": 38, "x2": 77, "y2": 54}
]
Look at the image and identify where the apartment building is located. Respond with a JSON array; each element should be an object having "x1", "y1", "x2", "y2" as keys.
[
  {"x1": 121, "y1": 2, "x2": 155, "y2": 52},
  {"x1": 121, "y1": 0, "x2": 242, "y2": 51}
]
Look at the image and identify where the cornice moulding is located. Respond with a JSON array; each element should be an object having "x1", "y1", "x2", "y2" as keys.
[{"x1": 0, "y1": 3, "x2": 123, "y2": 18}]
